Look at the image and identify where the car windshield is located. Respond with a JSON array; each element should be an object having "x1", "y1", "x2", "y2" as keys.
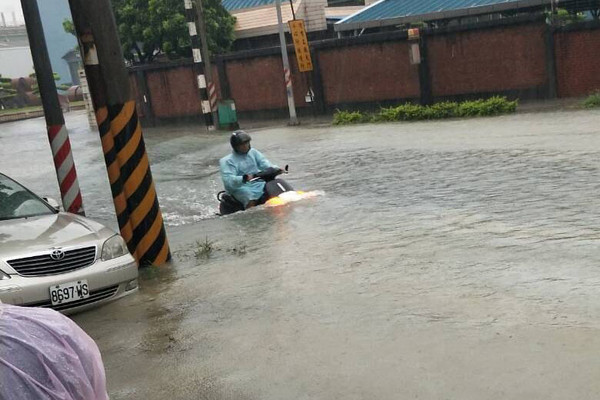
[{"x1": 0, "y1": 175, "x2": 54, "y2": 220}]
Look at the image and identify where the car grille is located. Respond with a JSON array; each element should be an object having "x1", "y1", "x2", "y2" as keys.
[
  {"x1": 26, "y1": 285, "x2": 119, "y2": 311},
  {"x1": 7, "y1": 246, "x2": 97, "y2": 277}
]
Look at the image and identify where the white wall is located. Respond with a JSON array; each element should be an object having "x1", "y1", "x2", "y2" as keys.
[{"x1": 0, "y1": 47, "x2": 34, "y2": 78}]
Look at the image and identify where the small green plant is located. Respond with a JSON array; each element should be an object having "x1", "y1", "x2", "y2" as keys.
[
  {"x1": 332, "y1": 109, "x2": 370, "y2": 125},
  {"x1": 546, "y1": 8, "x2": 586, "y2": 26},
  {"x1": 583, "y1": 92, "x2": 600, "y2": 108},
  {"x1": 194, "y1": 237, "x2": 214, "y2": 259}
]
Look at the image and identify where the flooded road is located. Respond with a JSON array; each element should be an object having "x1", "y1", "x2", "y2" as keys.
[{"x1": 2, "y1": 109, "x2": 600, "y2": 399}]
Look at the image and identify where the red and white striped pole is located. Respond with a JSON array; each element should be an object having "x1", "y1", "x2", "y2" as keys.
[
  {"x1": 208, "y1": 81, "x2": 218, "y2": 112},
  {"x1": 22, "y1": 0, "x2": 84, "y2": 215},
  {"x1": 48, "y1": 125, "x2": 84, "y2": 213}
]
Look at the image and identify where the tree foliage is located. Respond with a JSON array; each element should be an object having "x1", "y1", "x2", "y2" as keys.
[
  {"x1": 28, "y1": 72, "x2": 62, "y2": 95},
  {"x1": 62, "y1": 19, "x2": 76, "y2": 36},
  {"x1": 111, "y1": 0, "x2": 236, "y2": 63},
  {"x1": 0, "y1": 75, "x2": 17, "y2": 107}
]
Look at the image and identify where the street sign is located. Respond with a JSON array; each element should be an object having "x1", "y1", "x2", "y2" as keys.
[
  {"x1": 288, "y1": 19, "x2": 313, "y2": 72},
  {"x1": 408, "y1": 28, "x2": 420, "y2": 40}
]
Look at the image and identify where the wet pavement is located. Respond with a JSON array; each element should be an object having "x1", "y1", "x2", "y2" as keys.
[{"x1": 2, "y1": 108, "x2": 600, "y2": 399}]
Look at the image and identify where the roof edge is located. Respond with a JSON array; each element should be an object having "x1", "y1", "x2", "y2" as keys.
[{"x1": 335, "y1": 0, "x2": 548, "y2": 31}]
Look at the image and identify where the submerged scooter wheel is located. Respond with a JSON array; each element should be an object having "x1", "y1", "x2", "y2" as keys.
[{"x1": 217, "y1": 191, "x2": 245, "y2": 215}]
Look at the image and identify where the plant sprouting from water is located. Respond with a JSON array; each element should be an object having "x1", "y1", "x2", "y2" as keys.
[{"x1": 194, "y1": 237, "x2": 214, "y2": 259}]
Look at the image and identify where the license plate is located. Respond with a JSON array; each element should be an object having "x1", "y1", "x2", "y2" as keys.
[{"x1": 49, "y1": 280, "x2": 89, "y2": 306}]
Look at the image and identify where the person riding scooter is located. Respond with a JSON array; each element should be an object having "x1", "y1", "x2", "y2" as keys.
[{"x1": 219, "y1": 131, "x2": 280, "y2": 210}]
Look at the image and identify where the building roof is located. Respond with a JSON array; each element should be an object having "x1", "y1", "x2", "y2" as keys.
[
  {"x1": 335, "y1": 0, "x2": 550, "y2": 31},
  {"x1": 223, "y1": 0, "x2": 277, "y2": 11}
]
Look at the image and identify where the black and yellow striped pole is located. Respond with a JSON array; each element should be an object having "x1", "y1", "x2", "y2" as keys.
[{"x1": 68, "y1": 0, "x2": 170, "y2": 266}]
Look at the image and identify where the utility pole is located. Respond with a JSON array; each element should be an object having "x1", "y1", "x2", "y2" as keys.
[
  {"x1": 194, "y1": 0, "x2": 219, "y2": 128},
  {"x1": 21, "y1": 0, "x2": 85, "y2": 215},
  {"x1": 275, "y1": 0, "x2": 298, "y2": 125},
  {"x1": 184, "y1": 0, "x2": 218, "y2": 130},
  {"x1": 68, "y1": 0, "x2": 171, "y2": 266}
]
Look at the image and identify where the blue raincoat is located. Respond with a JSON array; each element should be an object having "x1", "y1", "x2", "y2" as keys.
[{"x1": 219, "y1": 148, "x2": 277, "y2": 207}]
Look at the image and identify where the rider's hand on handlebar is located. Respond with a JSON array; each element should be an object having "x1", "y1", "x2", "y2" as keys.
[{"x1": 243, "y1": 174, "x2": 254, "y2": 183}]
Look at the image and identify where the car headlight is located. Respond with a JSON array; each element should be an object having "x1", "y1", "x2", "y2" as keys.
[
  {"x1": 101, "y1": 235, "x2": 129, "y2": 261},
  {"x1": 0, "y1": 270, "x2": 10, "y2": 280}
]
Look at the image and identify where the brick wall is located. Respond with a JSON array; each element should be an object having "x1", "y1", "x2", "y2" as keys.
[
  {"x1": 146, "y1": 66, "x2": 202, "y2": 118},
  {"x1": 129, "y1": 21, "x2": 600, "y2": 121},
  {"x1": 428, "y1": 24, "x2": 547, "y2": 97},
  {"x1": 555, "y1": 28, "x2": 600, "y2": 98},
  {"x1": 128, "y1": 74, "x2": 144, "y2": 117},
  {"x1": 318, "y1": 42, "x2": 420, "y2": 105},
  {"x1": 226, "y1": 55, "x2": 310, "y2": 112}
]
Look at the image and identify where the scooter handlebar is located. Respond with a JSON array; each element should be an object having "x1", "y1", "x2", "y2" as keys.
[{"x1": 249, "y1": 165, "x2": 288, "y2": 182}]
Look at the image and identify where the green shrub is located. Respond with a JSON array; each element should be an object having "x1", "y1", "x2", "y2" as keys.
[
  {"x1": 583, "y1": 92, "x2": 600, "y2": 109},
  {"x1": 332, "y1": 96, "x2": 517, "y2": 125},
  {"x1": 395, "y1": 103, "x2": 426, "y2": 120},
  {"x1": 424, "y1": 101, "x2": 458, "y2": 119},
  {"x1": 332, "y1": 110, "x2": 370, "y2": 125}
]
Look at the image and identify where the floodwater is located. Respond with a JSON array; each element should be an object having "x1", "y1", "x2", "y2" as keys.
[{"x1": 1, "y1": 109, "x2": 600, "y2": 399}]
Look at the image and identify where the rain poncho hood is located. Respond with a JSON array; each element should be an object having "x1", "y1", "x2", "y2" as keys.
[
  {"x1": 219, "y1": 148, "x2": 276, "y2": 207},
  {"x1": 0, "y1": 304, "x2": 108, "y2": 400}
]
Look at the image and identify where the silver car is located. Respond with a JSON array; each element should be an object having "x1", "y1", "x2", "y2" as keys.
[{"x1": 0, "y1": 173, "x2": 138, "y2": 314}]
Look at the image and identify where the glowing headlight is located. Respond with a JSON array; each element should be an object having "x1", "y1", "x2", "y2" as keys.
[{"x1": 101, "y1": 235, "x2": 129, "y2": 261}]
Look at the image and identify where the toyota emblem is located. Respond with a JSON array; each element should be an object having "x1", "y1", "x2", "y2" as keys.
[{"x1": 50, "y1": 249, "x2": 65, "y2": 261}]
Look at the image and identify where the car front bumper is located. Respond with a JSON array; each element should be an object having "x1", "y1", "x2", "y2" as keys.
[{"x1": 0, "y1": 254, "x2": 139, "y2": 314}]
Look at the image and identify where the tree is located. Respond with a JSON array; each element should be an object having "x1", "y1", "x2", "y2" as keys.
[
  {"x1": 111, "y1": 0, "x2": 235, "y2": 63},
  {"x1": 28, "y1": 72, "x2": 64, "y2": 95},
  {"x1": 0, "y1": 75, "x2": 17, "y2": 109},
  {"x1": 63, "y1": 19, "x2": 76, "y2": 36}
]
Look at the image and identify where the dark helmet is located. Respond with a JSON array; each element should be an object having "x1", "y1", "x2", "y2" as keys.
[{"x1": 230, "y1": 130, "x2": 251, "y2": 153}]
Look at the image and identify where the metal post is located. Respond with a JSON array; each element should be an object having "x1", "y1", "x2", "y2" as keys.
[
  {"x1": 184, "y1": 0, "x2": 217, "y2": 130},
  {"x1": 69, "y1": 0, "x2": 171, "y2": 266},
  {"x1": 194, "y1": 0, "x2": 220, "y2": 129},
  {"x1": 21, "y1": 0, "x2": 85, "y2": 215},
  {"x1": 275, "y1": 0, "x2": 298, "y2": 125}
]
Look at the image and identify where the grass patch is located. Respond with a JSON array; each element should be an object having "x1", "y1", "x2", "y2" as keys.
[
  {"x1": 583, "y1": 92, "x2": 600, "y2": 109},
  {"x1": 0, "y1": 106, "x2": 43, "y2": 116},
  {"x1": 194, "y1": 237, "x2": 214, "y2": 259},
  {"x1": 332, "y1": 96, "x2": 518, "y2": 125}
]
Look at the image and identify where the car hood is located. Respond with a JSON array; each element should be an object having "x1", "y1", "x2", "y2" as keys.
[{"x1": 0, "y1": 212, "x2": 115, "y2": 259}]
